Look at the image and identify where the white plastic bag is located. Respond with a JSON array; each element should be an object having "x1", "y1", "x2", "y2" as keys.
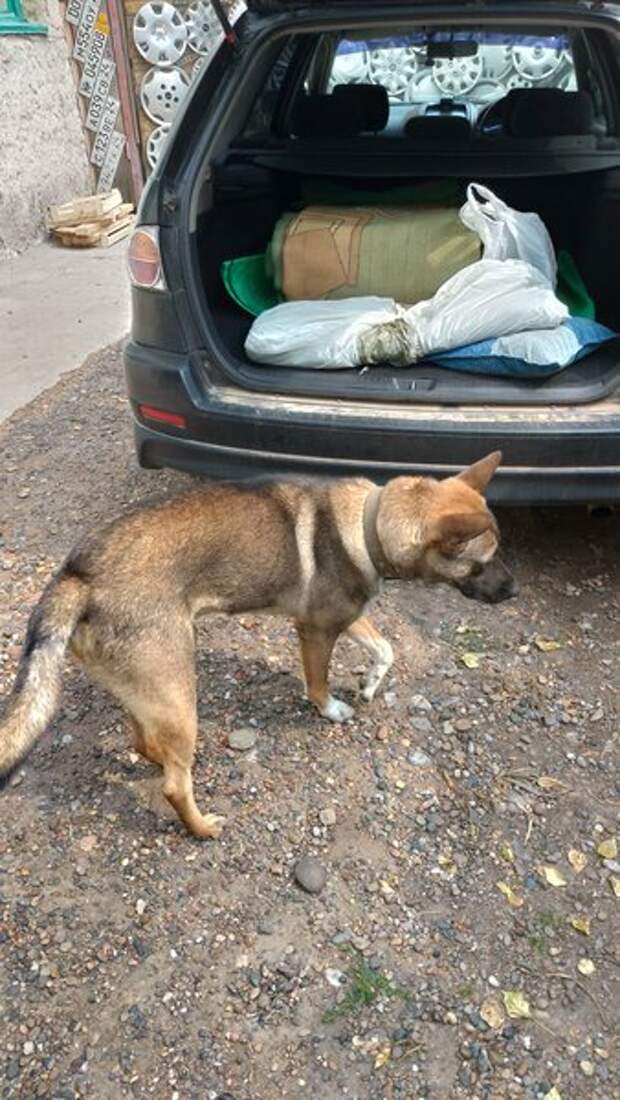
[
  {"x1": 245, "y1": 296, "x2": 403, "y2": 369},
  {"x1": 459, "y1": 183, "x2": 557, "y2": 287},
  {"x1": 406, "y1": 258, "x2": 566, "y2": 360},
  {"x1": 245, "y1": 260, "x2": 568, "y2": 369}
]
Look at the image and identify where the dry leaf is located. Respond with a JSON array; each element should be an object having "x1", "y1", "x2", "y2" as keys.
[
  {"x1": 374, "y1": 1043, "x2": 391, "y2": 1069},
  {"x1": 537, "y1": 776, "x2": 566, "y2": 791},
  {"x1": 503, "y1": 990, "x2": 531, "y2": 1019},
  {"x1": 596, "y1": 836, "x2": 617, "y2": 860},
  {"x1": 497, "y1": 881, "x2": 524, "y2": 908},
  {"x1": 577, "y1": 958, "x2": 595, "y2": 976},
  {"x1": 544, "y1": 1089, "x2": 562, "y2": 1100},
  {"x1": 534, "y1": 637, "x2": 563, "y2": 652},
  {"x1": 610, "y1": 876, "x2": 620, "y2": 898},
  {"x1": 570, "y1": 916, "x2": 591, "y2": 936},
  {"x1": 538, "y1": 864, "x2": 567, "y2": 888},
  {"x1": 500, "y1": 842, "x2": 515, "y2": 864},
  {"x1": 568, "y1": 848, "x2": 587, "y2": 874},
  {"x1": 461, "y1": 651, "x2": 480, "y2": 669},
  {"x1": 480, "y1": 996, "x2": 505, "y2": 1030}
]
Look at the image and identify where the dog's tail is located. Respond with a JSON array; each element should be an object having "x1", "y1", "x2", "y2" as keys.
[{"x1": 0, "y1": 571, "x2": 88, "y2": 784}]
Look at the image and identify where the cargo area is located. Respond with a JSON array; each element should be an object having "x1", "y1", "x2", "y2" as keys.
[
  {"x1": 186, "y1": 22, "x2": 620, "y2": 405},
  {"x1": 193, "y1": 165, "x2": 620, "y2": 404}
]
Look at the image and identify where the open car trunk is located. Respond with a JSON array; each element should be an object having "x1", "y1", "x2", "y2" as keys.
[{"x1": 194, "y1": 162, "x2": 620, "y2": 406}]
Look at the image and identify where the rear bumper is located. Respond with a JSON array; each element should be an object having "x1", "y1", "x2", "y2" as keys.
[{"x1": 125, "y1": 341, "x2": 620, "y2": 505}]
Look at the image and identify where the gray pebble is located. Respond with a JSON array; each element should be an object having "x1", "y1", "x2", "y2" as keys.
[
  {"x1": 293, "y1": 856, "x2": 326, "y2": 895},
  {"x1": 227, "y1": 727, "x2": 257, "y2": 751},
  {"x1": 408, "y1": 749, "x2": 432, "y2": 768}
]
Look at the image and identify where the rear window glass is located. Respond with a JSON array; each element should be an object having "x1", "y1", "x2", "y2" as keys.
[{"x1": 328, "y1": 31, "x2": 577, "y2": 109}]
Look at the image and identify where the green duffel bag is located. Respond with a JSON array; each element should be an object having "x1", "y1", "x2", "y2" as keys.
[{"x1": 269, "y1": 205, "x2": 481, "y2": 306}]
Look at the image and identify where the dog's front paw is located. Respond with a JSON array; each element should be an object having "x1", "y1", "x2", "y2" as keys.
[{"x1": 320, "y1": 695, "x2": 354, "y2": 723}]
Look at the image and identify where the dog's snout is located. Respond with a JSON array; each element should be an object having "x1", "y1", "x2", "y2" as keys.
[{"x1": 458, "y1": 559, "x2": 517, "y2": 604}]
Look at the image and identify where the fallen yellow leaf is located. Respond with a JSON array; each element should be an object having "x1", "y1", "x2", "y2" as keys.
[
  {"x1": 374, "y1": 1043, "x2": 391, "y2": 1069},
  {"x1": 480, "y1": 996, "x2": 505, "y2": 1030},
  {"x1": 577, "y1": 958, "x2": 595, "y2": 976},
  {"x1": 570, "y1": 916, "x2": 591, "y2": 936},
  {"x1": 461, "y1": 651, "x2": 480, "y2": 669},
  {"x1": 497, "y1": 881, "x2": 524, "y2": 908},
  {"x1": 544, "y1": 1088, "x2": 562, "y2": 1100},
  {"x1": 500, "y1": 842, "x2": 515, "y2": 864},
  {"x1": 534, "y1": 637, "x2": 563, "y2": 652},
  {"x1": 610, "y1": 876, "x2": 620, "y2": 898},
  {"x1": 596, "y1": 836, "x2": 617, "y2": 860},
  {"x1": 503, "y1": 990, "x2": 531, "y2": 1019},
  {"x1": 568, "y1": 849, "x2": 587, "y2": 874},
  {"x1": 538, "y1": 865, "x2": 567, "y2": 888},
  {"x1": 537, "y1": 776, "x2": 566, "y2": 791}
]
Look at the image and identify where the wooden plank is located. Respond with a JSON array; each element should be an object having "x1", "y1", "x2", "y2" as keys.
[
  {"x1": 52, "y1": 212, "x2": 134, "y2": 248},
  {"x1": 47, "y1": 189, "x2": 122, "y2": 228},
  {"x1": 98, "y1": 218, "x2": 134, "y2": 247}
]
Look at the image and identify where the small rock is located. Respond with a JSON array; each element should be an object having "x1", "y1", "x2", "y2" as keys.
[
  {"x1": 411, "y1": 717, "x2": 432, "y2": 735},
  {"x1": 410, "y1": 694, "x2": 432, "y2": 712},
  {"x1": 227, "y1": 727, "x2": 257, "y2": 751},
  {"x1": 455, "y1": 717, "x2": 472, "y2": 732},
  {"x1": 293, "y1": 856, "x2": 326, "y2": 895},
  {"x1": 23, "y1": 1041, "x2": 34, "y2": 1057},
  {"x1": 320, "y1": 807, "x2": 336, "y2": 827},
  {"x1": 9, "y1": 771, "x2": 24, "y2": 788},
  {"x1": 136, "y1": 898, "x2": 146, "y2": 916},
  {"x1": 408, "y1": 749, "x2": 432, "y2": 768},
  {"x1": 257, "y1": 918, "x2": 276, "y2": 935},
  {"x1": 375, "y1": 725, "x2": 389, "y2": 741},
  {"x1": 579, "y1": 1060, "x2": 595, "y2": 1077}
]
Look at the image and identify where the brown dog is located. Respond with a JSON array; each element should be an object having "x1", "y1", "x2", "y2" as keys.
[{"x1": 0, "y1": 452, "x2": 514, "y2": 837}]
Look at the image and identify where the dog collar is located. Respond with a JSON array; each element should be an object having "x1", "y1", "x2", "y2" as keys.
[{"x1": 363, "y1": 486, "x2": 398, "y2": 580}]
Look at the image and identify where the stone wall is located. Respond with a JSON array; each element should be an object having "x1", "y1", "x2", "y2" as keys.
[{"x1": 0, "y1": 1, "x2": 94, "y2": 256}]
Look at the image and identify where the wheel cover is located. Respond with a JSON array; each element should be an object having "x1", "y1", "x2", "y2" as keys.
[
  {"x1": 133, "y1": 2, "x2": 187, "y2": 67},
  {"x1": 140, "y1": 66, "x2": 190, "y2": 124}
]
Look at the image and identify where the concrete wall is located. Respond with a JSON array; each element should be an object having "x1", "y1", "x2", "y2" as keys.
[{"x1": 0, "y1": 0, "x2": 94, "y2": 256}]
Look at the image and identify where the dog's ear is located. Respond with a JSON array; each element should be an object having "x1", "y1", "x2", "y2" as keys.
[
  {"x1": 429, "y1": 512, "x2": 494, "y2": 554},
  {"x1": 458, "y1": 451, "x2": 502, "y2": 494}
]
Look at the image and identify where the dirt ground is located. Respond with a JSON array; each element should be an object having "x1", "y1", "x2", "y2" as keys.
[{"x1": 0, "y1": 342, "x2": 618, "y2": 1100}]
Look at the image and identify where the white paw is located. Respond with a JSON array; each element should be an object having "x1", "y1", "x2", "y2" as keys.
[
  {"x1": 362, "y1": 668, "x2": 388, "y2": 702},
  {"x1": 361, "y1": 642, "x2": 394, "y2": 702},
  {"x1": 320, "y1": 696, "x2": 355, "y2": 723}
]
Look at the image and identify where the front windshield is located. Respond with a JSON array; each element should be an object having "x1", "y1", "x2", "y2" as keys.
[{"x1": 328, "y1": 31, "x2": 577, "y2": 110}]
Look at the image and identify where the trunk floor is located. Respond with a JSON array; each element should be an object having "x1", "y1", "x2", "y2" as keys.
[{"x1": 213, "y1": 305, "x2": 620, "y2": 407}]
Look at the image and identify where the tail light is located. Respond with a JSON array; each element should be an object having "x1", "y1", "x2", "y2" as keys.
[{"x1": 128, "y1": 227, "x2": 167, "y2": 290}]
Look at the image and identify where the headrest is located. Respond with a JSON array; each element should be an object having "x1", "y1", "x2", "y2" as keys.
[
  {"x1": 292, "y1": 94, "x2": 365, "y2": 139},
  {"x1": 332, "y1": 83, "x2": 390, "y2": 132},
  {"x1": 405, "y1": 115, "x2": 471, "y2": 142},
  {"x1": 509, "y1": 89, "x2": 594, "y2": 137}
]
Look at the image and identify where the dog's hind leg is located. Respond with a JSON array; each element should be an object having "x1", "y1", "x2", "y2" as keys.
[
  {"x1": 126, "y1": 693, "x2": 225, "y2": 839},
  {"x1": 80, "y1": 623, "x2": 225, "y2": 839},
  {"x1": 347, "y1": 616, "x2": 393, "y2": 702},
  {"x1": 296, "y1": 622, "x2": 353, "y2": 723}
]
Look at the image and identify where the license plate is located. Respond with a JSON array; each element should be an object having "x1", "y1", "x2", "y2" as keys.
[
  {"x1": 73, "y1": 0, "x2": 101, "y2": 64},
  {"x1": 90, "y1": 96, "x2": 120, "y2": 167},
  {"x1": 65, "y1": 0, "x2": 85, "y2": 25},
  {"x1": 97, "y1": 132, "x2": 126, "y2": 193},
  {"x1": 79, "y1": 16, "x2": 110, "y2": 98},
  {"x1": 86, "y1": 58, "x2": 115, "y2": 131}
]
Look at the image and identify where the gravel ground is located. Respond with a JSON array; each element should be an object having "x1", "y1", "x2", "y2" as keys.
[{"x1": 0, "y1": 342, "x2": 619, "y2": 1100}]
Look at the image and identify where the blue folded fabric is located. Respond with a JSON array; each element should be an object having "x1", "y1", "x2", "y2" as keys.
[{"x1": 428, "y1": 317, "x2": 617, "y2": 378}]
